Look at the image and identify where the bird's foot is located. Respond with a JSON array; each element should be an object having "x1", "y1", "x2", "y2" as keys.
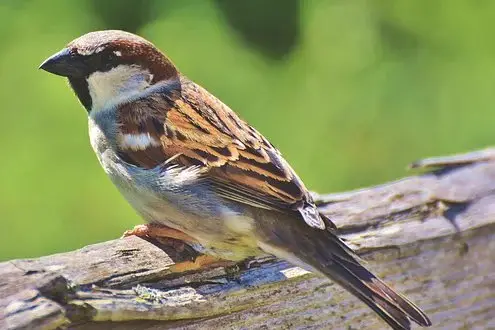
[
  {"x1": 121, "y1": 223, "x2": 198, "y2": 252},
  {"x1": 122, "y1": 224, "x2": 234, "y2": 272},
  {"x1": 170, "y1": 254, "x2": 236, "y2": 273}
]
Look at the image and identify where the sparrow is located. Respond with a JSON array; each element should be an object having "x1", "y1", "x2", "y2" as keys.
[{"x1": 40, "y1": 30, "x2": 431, "y2": 330}]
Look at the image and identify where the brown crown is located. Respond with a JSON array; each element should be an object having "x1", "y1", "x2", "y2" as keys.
[{"x1": 68, "y1": 30, "x2": 178, "y2": 83}]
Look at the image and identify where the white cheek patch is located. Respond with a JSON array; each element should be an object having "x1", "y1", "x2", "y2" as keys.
[
  {"x1": 118, "y1": 133, "x2": 161, "y2": 151},
  {"x1": 87, "y1": 65, "x2": 152, "y2": 111}
]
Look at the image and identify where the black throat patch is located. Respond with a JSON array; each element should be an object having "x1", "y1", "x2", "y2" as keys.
[{"x1": 68, "y1": 77, "x2": 92, "y2": 112}]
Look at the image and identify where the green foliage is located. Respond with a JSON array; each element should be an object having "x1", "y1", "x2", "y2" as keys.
[{"x1": 1, "y1": 0, "x2": 493, "y2": 260}]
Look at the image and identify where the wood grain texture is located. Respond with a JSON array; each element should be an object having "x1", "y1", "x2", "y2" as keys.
[{"x1": 2, "y1": 149, "x2": 495, "y2": 330}]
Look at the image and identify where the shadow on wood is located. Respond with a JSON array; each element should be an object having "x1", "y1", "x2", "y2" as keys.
[{"x1": 2, "y1": 149, "x2": 495, "y2": 329}]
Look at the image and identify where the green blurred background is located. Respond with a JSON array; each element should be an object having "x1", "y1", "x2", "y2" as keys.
[{"x1": 1, "y1": 0, "x2": 493, "y2": 261}]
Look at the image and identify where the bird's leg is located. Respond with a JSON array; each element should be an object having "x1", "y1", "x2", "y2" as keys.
[
  {"x1": 121, "y1": 223, "x2": 198, "y2": 252},
  {"x1": 122, "y1": 223, "x2": 198, "y2": 243},
  {"x1": 122, "y1": 223, "x2": 235, "y2": 272},
  {"x1": 170, "y1": 254, "x2": 236, "y2": 273}
]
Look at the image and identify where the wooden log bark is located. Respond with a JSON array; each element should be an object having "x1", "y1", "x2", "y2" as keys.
[{"x1": 2, "y1": 149, "x2": 495, "y2": 330}]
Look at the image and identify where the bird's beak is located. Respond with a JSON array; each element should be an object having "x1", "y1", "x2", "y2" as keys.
[{"x1": 39, "y1": 48, "x2": 88, "y2": 78}]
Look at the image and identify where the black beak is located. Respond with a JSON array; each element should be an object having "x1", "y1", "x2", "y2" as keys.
[{"x1": 39, "y1": 48, "x2": 88, "y2": 78}]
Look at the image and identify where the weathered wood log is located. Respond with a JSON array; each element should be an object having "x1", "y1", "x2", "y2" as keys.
[{"x1": 2, "y1": 149, "x2": 495, "y2": 330}]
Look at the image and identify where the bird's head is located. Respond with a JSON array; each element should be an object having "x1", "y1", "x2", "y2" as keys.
[{"x1": 40, "y1": 30, "x2": 179, "y2": 112}]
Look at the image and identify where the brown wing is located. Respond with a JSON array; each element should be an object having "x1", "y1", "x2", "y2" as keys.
[{"x1": 115, "y1": 77, "x2": 328, "y2": 229}]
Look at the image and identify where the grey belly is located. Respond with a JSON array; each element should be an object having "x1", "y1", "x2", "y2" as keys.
[
  {"x1": 130, "y1": 191, "x2": 264, "y2": 260},
  {"x1": 106, "y1": 158, "x2": 263, "y2": 260}
]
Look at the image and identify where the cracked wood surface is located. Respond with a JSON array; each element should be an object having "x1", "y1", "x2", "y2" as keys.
[{"x1": 2, "y1": 149, "x2": 495, "y2": 330}]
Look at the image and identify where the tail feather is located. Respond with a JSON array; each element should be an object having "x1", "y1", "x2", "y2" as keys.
[
  {"x1": 255, "y1": 208, "x2": 432, "y2": 329},
  {"x1": 291, "y1": 231, "x2": 432, "y2": 330},
  {"x1": 327, "y1": 254, "x2": 432, "y2": 329}
]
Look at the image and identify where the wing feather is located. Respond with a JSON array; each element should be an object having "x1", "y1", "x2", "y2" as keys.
[{"x1": 115, "y1": 77, "x2": 328, "y2": 230}]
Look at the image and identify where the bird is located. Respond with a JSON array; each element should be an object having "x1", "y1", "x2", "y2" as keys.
[{"x1": 40, "y1": 30, "x2": 431, "y2": 330}]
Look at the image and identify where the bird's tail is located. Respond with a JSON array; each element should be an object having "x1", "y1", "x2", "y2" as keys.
[
  {"x1": 253, "y1": 207, "x2": 431, "y2": 329},
  {"x1": 297, "y1": 232, "x2": 432, "y2": 330},
  {"x1": 320, "y1": 251, "x2": 431, "y2": 329}
]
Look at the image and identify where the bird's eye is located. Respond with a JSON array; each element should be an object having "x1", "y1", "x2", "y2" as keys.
[
  {"x1": 106, "y1": 52, "x2": 116, "y2": 61},
  {"x1": 94, "y1": 51, "x2": 117, "y2": 71}
]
